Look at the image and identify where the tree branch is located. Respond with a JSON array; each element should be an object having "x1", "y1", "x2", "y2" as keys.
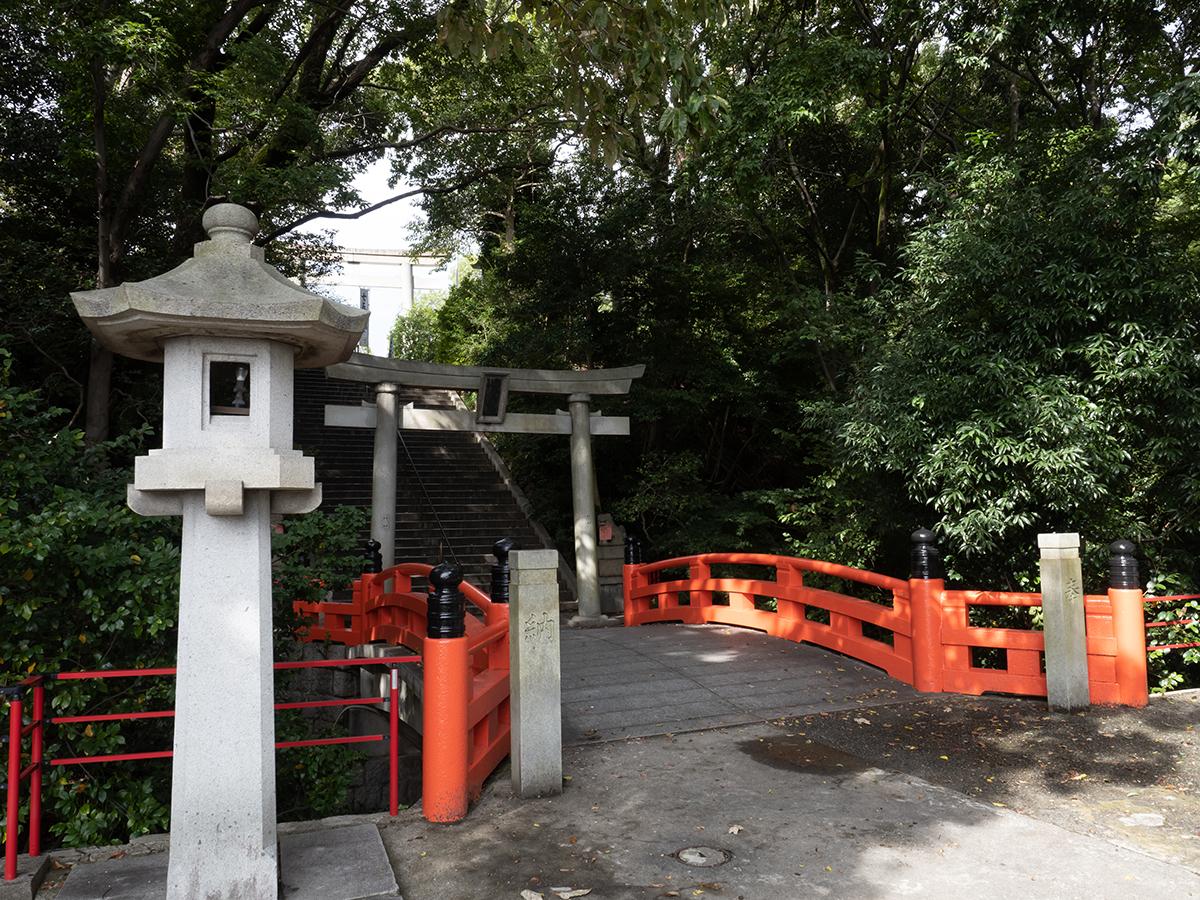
[
  {"x1": 108, "y1": 0, "x2": 270, "y2": 259},
  {"x1": 257, "y1": 164, "x2": 516, "y2": 242}
]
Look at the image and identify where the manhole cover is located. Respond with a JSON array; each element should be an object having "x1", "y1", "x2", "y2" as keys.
[{"x1": 675, "y1": 846, "x2": 731, "y2": 868}]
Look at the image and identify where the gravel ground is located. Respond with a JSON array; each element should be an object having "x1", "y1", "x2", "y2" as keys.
[{"x1": 780, "y1": 689, "x2": 1200, "y2": 870}]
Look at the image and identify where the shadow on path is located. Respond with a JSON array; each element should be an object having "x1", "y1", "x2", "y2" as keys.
[{"x1": 381, "y1": 623, "x2": 1200, "y2": 900}]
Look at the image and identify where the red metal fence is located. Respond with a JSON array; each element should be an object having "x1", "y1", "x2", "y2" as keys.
[{"x1": 2, "y1": 655, "x2": 416, "y2": 881}]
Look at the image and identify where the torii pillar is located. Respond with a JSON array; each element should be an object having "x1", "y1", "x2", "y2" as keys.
[
  {"x1": 568, "y1": 393, "x2": 600, "y2": 617},
  {"x1": 371, "y1": 383, "x2": 399, "y2": 570}
]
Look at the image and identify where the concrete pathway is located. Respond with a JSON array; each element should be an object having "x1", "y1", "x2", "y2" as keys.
[
  {"x1": 50, "y1": 824, "x2": 399, "y2": 900},
  {"x1": 383, "y1": 720, "x2": 1200, "y2": 900},
  {"x1": 561, "y1": 624, "x2": 918, "y2": 744}
]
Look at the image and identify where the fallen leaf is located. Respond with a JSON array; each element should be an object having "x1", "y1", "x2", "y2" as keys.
[
  {"x1": 554, "y1": 890, "x2": 591, "y2": 899},
  {"x1": 938, "y1": 755, "x2": 949, "y2": 761},
  {"x1": 568, "y1": 835, "x2": 578, "y2": 844},
  {"x1": 728, "y1": 824, "x2": 744, "y2": 834},
  {"x1": 520, "y1": 892, "x2": 544, "y2": 900},
  {"x1": 853, "y1": 717, "x2": 871, "y2": 726}
]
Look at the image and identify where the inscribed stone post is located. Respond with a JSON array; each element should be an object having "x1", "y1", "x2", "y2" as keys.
[
  {"x1": 509, "y1": 549, "x2": 563, "y2": 797},
  {"x1": 1039, "y1": 533, "x2": 1090, "y2": 711}
]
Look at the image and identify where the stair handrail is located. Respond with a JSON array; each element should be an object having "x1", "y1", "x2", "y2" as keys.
[{"x1": 396, "y1": 423, "x2": 462, "y2": 567}]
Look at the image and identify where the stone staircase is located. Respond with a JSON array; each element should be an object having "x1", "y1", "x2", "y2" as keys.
[{"x1": 293, "y1": 368, "x2": 568, "y2": 597}]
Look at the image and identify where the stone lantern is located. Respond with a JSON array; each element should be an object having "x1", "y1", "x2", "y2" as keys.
[{"x1": 72, "y1": 204, "x2": 367, "y2": 898}]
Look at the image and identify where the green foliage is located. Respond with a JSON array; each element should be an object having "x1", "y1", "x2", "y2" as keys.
[
  {"x1": 272, "y1": 504, "x2": 369, "y2": 650},
  {"x1": 388, "y1": 296, "x2": 445, "y2": 363},
  {"x1": 439, "y1": 0, "x2": 744, "y2": 159},
  {"x1": 414, "y1": 1, "x2": 1200, "y2": 691},
  {"x1": 275, "y1": 713, "x2": 362, "y2": 821},
  {"x1": 0, "y1": 343, "x2": 371, "y2": 846},
  {"x1": 827, "y1": 130, "x2": 1200, "y2": 584},
  {"x1": 1145, "y1": 572, "x2": 1200, "y2": 693}
]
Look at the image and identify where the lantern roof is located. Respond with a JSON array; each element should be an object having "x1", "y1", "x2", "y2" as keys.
[{"x1": 72, "y1": 204, "x2": 367, "y2": 367}]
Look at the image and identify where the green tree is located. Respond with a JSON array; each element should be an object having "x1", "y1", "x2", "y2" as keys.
[
  {"x1": 2, "y1": 0, "x2": 745, "y2": 441},
  {"x1": 388, "y1": 295, "x2": 444, "y2": 362},
  {"x1": 825, "y1": 128, "x2": 1200, "y2": 583}
]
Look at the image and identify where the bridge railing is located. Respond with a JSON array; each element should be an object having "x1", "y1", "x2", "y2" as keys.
[
  {"x1": 624, "y1": 534, "x2": 1169, "y2": 707},
  {"x1": 935, "y1": 589, "x2": 1128, "y2": 702},
  {"x1": 623, "y1": 552, "x2": 915, "y2": 683},
  {"x1": 294, "y1": 560, "x2": 510, "y2": 822}
]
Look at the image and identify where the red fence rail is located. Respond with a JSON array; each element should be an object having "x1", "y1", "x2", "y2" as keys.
[
  {"x1": 3, "y1": 655, "x2": 416, "y2": 880},
  {"x1": 294, "y1": 562, "x2": 511, "y2": 822},
  {"x1": 624, "y1": 546, "x2": 1182, "y2": 709},
  {"x1": 1143, "y1": 594, "x2": 1200, "y2": 653}
]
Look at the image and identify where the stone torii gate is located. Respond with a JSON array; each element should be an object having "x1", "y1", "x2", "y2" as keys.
[{"x1": 323, "y1": 353, "x2": 643, "y2": 619}]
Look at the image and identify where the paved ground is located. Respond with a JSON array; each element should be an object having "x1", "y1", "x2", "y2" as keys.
[
  {"x1": 561, "y1": 624, "x2": 917, "y2": 744},
  {"x1": 784, "y1": 691, "x2": 1200, "y2": 871},
  {"x1": 47, "y1": 823, "x2": 399, "y2": 900},
  {"x1": 381, "y1": 718, "x2": 1200, "y2": 899},
  {"x1": 31, "y1": 623, "x2": 1200, "y2": 900},
  {"x1": 381, "y1": 625, "x2": 1200, "y2": 899}
]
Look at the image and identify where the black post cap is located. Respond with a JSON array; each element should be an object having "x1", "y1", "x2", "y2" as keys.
[
  {"x1": 493, "y1": 537, "x2": 516, "y2": 564},
  {"x1": 910, "y1": 528, "x2": 944, "y2": 580},
  {"x1": 490, "y1": 537, "x2": 517, "y2": 604},
  {"x1": 365, "y1": 539, "x2": 383, "y2": 574},
  {"x1": 427, "y1": 563, "x2": 466, "y2": 638},
  {"x1": 1109, "y1": 539, "x2": 1140, "y2": 590}
]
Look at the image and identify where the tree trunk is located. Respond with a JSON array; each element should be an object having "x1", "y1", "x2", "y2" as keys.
[{"x1": 84, "y1": 341, "x2": 113, "y2": 443}]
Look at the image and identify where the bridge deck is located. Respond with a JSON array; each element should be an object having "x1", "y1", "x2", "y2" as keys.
[{"x1": 561, "y1": 623, "x2": 918, "y2": 744}]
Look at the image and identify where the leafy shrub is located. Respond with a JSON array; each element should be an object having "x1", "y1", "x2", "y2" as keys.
[{"x1": 0, "y1": 345, "x2": 370, "y2": 846}]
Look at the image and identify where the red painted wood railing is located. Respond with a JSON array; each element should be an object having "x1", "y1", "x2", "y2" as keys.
[
  {"x1": 623, "y1": 553, "x2": 914, "y2": 683},
  {"x1": 624, "y1": 553, "x2": 1155, "y2": 706},
  {"x1": 294, "y1": 563, "x2": 510, "y2": 819}
]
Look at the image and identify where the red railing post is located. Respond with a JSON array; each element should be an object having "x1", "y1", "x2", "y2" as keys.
[
  {"x1": 29, "y1": 684, "x2": 42, "y2": 859},
  {"x1": 1109, "y1": 540, "x2": 1148, "y2": 707},
  {"x1": 5, "y1": 693, "x2": 22, "y2": 881},
  {"x1": 350, "y1": 573, "x2": 368, "y2": 644},
  {"x1": 622, "y1": 536, "x2": 643, "y2": 627},
  {"x1": 389, "y1": 668, "x2": 400, "y2": 817},
  {"x1": 689, "y1": 556, "x2": 712, "y2": 612},
  {"x1": 909, "y1": 528, "x2": 946, "y2": 693},
  {"x1": 422, "y1": 564, "x2": 470, "y2": 823},
  {"x1": 622, "y1": 564, "x2": 635, "y2": 627}
]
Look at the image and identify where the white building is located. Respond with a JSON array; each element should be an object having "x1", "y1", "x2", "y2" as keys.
[{"x1": 314, "y1": 249, "x2": 452, "y2": 355}]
